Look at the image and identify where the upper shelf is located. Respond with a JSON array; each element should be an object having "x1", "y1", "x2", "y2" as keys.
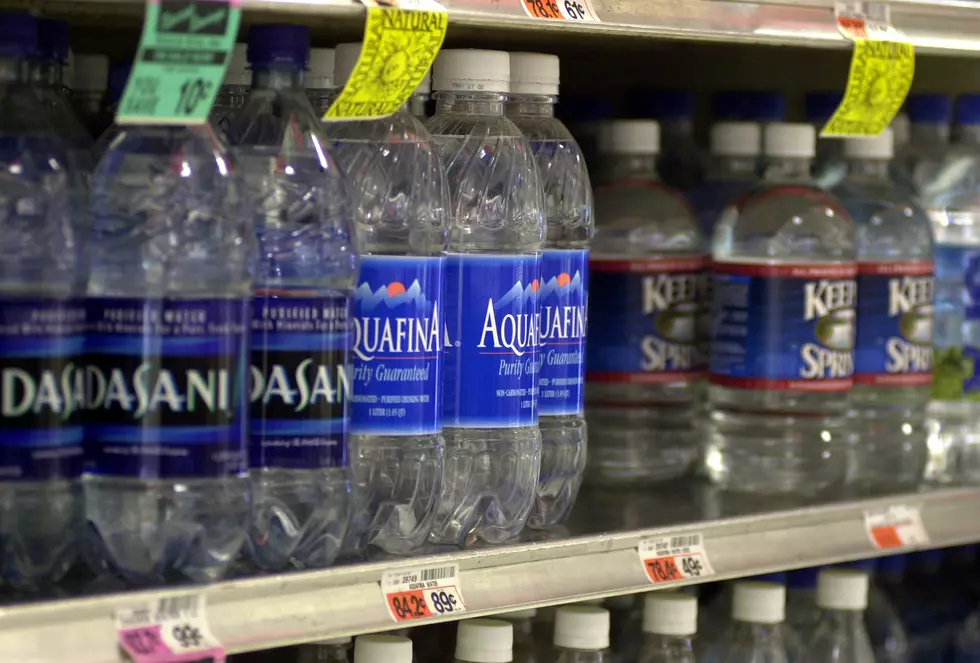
[{"x1": 4, "y1": 483, "x2": 979, "y2": 663}]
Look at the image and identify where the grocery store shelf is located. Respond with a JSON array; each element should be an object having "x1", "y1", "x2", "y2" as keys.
[{"x1": 4, "y1": 483, "x2": 980, "y2": 663}]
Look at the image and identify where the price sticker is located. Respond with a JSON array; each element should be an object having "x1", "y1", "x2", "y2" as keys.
[
  {"x1": 521, "y1": 0, "x2": 599, "y2": 21},
  {"x1": 116, "y1": 595, "x2": 224, "y2": 663},
  {"x1": 324, "y1": 0, "x2": 447, "y2": 121},
  {"x1": 117, "y1": 0, "x2": 242, "y2": 125},
  {"x1": 381, "y1": 562, "x2": 466, "y2": 623},
  {"x1": 639, "y1": 533, "x2": 714, "y2": 585},
  {"x1": 821, "y1": 1, "x2": 913, "y2": 137},
  {"x1": 865, "y1": 505, "x2": 929, "y2": 549}
]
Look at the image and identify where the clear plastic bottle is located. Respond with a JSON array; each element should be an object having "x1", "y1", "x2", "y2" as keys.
[
  {"x1": 210, "y1": 43, "x2": 248, "y2": 136},
  {"x1": 689, "y1": 121, "x2": 761, "y2": 236},
  {"x1": 586, "y1": 120, "x2": 705, "y2": 486},
  {"x1": 805, "y1": 92, "x2": 846, "y2": 191},
  {"x1": 0, "y1": 11, "x2": 85, "y2": 593},
  {"x1": 505, "y1": 52, "x2": 591, "y2": 529},
  {"x1": 298, "y1": 638, "x2": 352, "y2": 663},
  {"x1": 306, "y1": 47, "x2": 335, "y2": 117},
  {"x1": 501, "y1": 608, "x2": 540, "y2": 663},
  {"x1": 894, "y1": 94, "x2": 952, "y2": 197},
  {"x1": 327, "y1": 42, "x2": 447, "y2": 556},
  {"x1": 85, "y1": 59, "x2": 252, "y2": 587},
  {"x1": 808, "y1": 569, "x2": 875, "y2": 663},
  {"x1": 560, "y1": 96, "x2": 610, "y2": 181},
  {"x1": 425, "y1": 49, "x2": 543, "y2": 545},
  {"x1": 456, "y1": 619, "x2": 514, "y2": 663},
  {"x1": 634, "y1": 91, "x2": 706, "y2": 191},
  {"x1": 70, "y1": 52, "x2": 109, "y2": 138},
  {"x1": 355, "y1": 635, "x2": 413, "y2": 663},
  {"x1": 787, "y1": 568, "x2": 823, "y2": 644},
  {"x1": 411, "y1": 71, "x2": 431, "y2": 121},
  {"x1": 92, "y1": 61, "x2": 132, "y2": 160},
  {"x1": 831, "y1": 129, "x2": 933, "y2": 491},
  {"x1": 227, "y1": 24, "x2": 354, "y2": 570},
  {"x1": 553, "y1": 605, "x2": 614, "y2": 663},
  {"x1": 706, "y1": 123, "x2": 855, "y2": 495},
  {"x1": 723, "y1": 582, "x2": 790, "y2": 663},
  {"x1": 852, "y1": 559, "x2": 910, "y2": 663},
  {"x1": 638, "y1": 592, "x2": 698, "y2": 663}
]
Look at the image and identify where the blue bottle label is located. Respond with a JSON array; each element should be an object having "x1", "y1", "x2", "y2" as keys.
[
  {"x1": 587, "y1": 257, "x2": 707, "y2": 389},
  {"x1": 854, "y1": 261, "x2": 934, "y2": 387},
  {"x1": 250, "y1": 294, "x2": 350, "y2": 470},
  {"x1": 0, "y1": 299, "x2": 86, "y2": 481},
  {"x1": 935, "y1": 246, "x2": 980, "y2": 400},
  {"x1": 710, "y1": 262, "x2": 857, "y2": 391},
  {"x1": 85, "y1": 298, "x2": 249, "y2": 479},
  {"x1": 351, "y1": 256, "x2": 444, "y2": 435},
  {"x1": 443, "y1": 254, "x2": 540, "y2": 428},
  {"x1": 539, "y1": 249, "x2": 588, "y2": 416}
]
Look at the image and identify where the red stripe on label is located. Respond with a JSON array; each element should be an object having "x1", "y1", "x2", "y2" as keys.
[
  {"x1": 858, "y1": 261, "x2": 934, "y2": 276},
  {"x1": 587, "y1": 371, "x2": 704, "y2": 385},
  {"x1": 591, "y1": 256, "x2": 709, "y2": 274},
  {"x1": 853, "y1": 373, "x2": 933, "y2": 386},
  {"x1": 709, "y1": 374, "x2": 853, "y2": 392},
  {"x1": 711, "y1": 261, "x2": 858, "y2": 278}
]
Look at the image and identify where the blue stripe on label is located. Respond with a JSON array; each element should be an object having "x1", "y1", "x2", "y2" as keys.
[{"x1": 538, "y1": 249, "x2": 588, "y2": 416}]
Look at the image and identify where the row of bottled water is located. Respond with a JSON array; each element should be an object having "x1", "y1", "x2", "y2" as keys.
[{"x1": 0, "y1": 14, "x2": 594, "y2": 592}]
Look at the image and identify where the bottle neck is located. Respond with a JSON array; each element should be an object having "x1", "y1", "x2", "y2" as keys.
[
  {"x1": 505, "y1": 93, "x2": 557, "y2": 118},
  {"x1": 31, "y1": 59, "x2": 65, "y2": 88},
  {"x1": 710, "y1": 154, "x2": 759, "y2": 180},
  {"x1": 762, "y1": 156, "x2": 813, "y2": 183},
  {"x1": 846, "y1": 157, "x2": 891, "y2": 182},
  {"x1": 251, "y1": 65, "x2": 306, "y2": 91},
  {"x1": 660, "y1": 118, "x2": 694, "y2": 139},
  {"x1": 733, "y1": 622, "x2": 786, "y2": 647},
  {"x1": 435, "y1": 91, "x2": 506, "y2": 116},
  {"x1": 642, "y1": 633, "x2": 695, "y2": 652},
  {"x1": 0, "y1": 56, "x2": 31, "y2": 84},
  {"x1": 818, "y1": 610, "x2": 867, "y2": 633},
  {"x1": 602, "y1": 152, "x2": 661, "y2": 181},
  {"x1": 959, "y1": 123, "x2": 980, "y2": 145},
  {"x1": 910, "y1": 122, "x2": 949, "y2": 145}
]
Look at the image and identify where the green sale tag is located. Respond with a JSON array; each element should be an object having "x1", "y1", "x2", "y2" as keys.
[{"x1": 117, "y1": 0, "x2": 242, "y2": 125}]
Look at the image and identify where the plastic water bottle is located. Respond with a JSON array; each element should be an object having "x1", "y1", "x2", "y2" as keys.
[
  {"x1": 0, "y1": 12, "x2": 85, "y2": 592},
  {"x1": 501, "y1": 608, "x2": 540, "y2": 663},
  {"x1": 638, "y1": 592, "x2": 698, "y2": 663},
  {"x1": 830, "y1": 129, "x2": 933, "y2": 491},
  {"x1": 411, "y1": 70, "x2": 431, "y2": 121},
  {"x1": 634, "y1": 91, "x2": 705, "y2": 190},
  {"x1": 71, "y1": 52, "x2": 109, "y2": 137},
  {"x1": 456, "y1": 619, "x2": 514, "y2": 663},
  {"x1": 425, "y1": 49, "x2": 543, "y2": 545},
  {"x1": 210, "y1": 43, "x2": 247, "y2": 135},
  {"x1": 850, "y1": 559, "x2": 910, "y2": 663},
  {"x1": 723, "y1": 582, "x2": 790, "y2": 663},
  {"x1": 92, "y1": 61, "x2": 131, "y2": 160},
  {"x1": 688, "y1": 121, "x2": 761, "y2": 235},
  {"x1": 34, "y1": 20, "x2": 93, "y2": 167},
  {"x1": 354, "y1": 635, "x2": 413, "y2": 663},
  {"x1": 306, "y1": 47, "x2": 335, "y2": 117},
  {"x1": 893, "y1": 113, "x2": 911, "y2": 150},
  {"x1": 560, "y1": 95, "x2": 610, "y2": 180},
  {"x1": 787, "y1": 568, "x2": 823, "y2": 643},
  {"x1": 808, "y1": 569, "x2": 875, "y2": 663},
  {"x1": 505, "y1": 52, "x2": 591, "y2": 529},
  {"x1": 587, "y1": 119, "x2": 704, "y2": 486},
  {"x1": 298, "y1": 637, "x2": 352, "y2": 663},
  {"x1": 895, "y1": 94, "x2": 952, "y2": 196},
  {"x1": 327, "y1": 42, "x2": 447, "y2": 556},
  {"x1": 553, "y1": 605, "x2": 613, "y2": 663},
  {"x1": 805, "y1": 93, "x2": 846, "y2": 190},
  {"x1": 227, "y1": 24, "x2": 354, "y2": 571},
  {"x1": 706, "y1": 123, "x2": 855, "y2": 495}
]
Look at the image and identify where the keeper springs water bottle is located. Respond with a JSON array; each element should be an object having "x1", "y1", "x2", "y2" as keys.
[
  {"x1": 586, "y1": 119, "x2": 705, "y2": 486},
  {"x1": 894, "y1": 94, "x2": 952, "y2": 197},
  {"x1": 227, "y1": 23, "x2": 354, "y2": 570},
  {"x1": 805, "y1": 92, "x2": 846, "y2": 191},
  {"x1": 638, "y1": 593, "x2": 699, "y2": 663},
  {"x1": 809, "y1": 569, "x2": 875, "y2": 663},
  {"x1": 689, "y1": 121, "x2": 761, "y2": 236},
  {"x1": 706, "y1": 122, "x2": 856, "y2": 496},
  {"x1": 633, "y1": 91, "x2": 706, "y2": 191},
  {"x1": 426, "y1": 49, "x2": 544, "y2": 545},
  {"x1": 328, "y1": 41, "x2": 447, "y2": 556},
  {"x1": 832, "y1": 129, "x2": 933, "y2": 491},
  {"x1": 505, "y1": 52, "x2": 591, "y2": 529},
  {"x1": 210, "y1": 43, "x2": 247, "y2": 136},
  {"x1": 723, "y1": 583, "x2": 790, "y2": 663}
]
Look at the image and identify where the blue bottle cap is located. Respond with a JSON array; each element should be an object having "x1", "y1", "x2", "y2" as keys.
[
  {"x1": 788, "y1": 567, "x2": 821, "y2": 590},
  {"x1": 107, "y1": 62, "x2": 132, "y2": 104},
  {"x1": 37, "y1": 18, "x2": 70, "y2": 63},
  {"x1": 754, "y1": 572, "x2": 787, "y2": 584},
  {"x1": 0, "y1": 12, "x2": 38, "y2": 59},
  {"x1": 957, "y1": 94, "x2": 980, "y2": 125},
  {"x1": 805, "y1": 92, "x2": 843, "y2": 123},
  {"x1": 713, "y1": 91, "x2": 751, "y2": 120},
  {"x1": 878, "y1": 553, "x2": 907, "y2": 575},
  {"x1": 634, "y1": 90, "x2": 695, "y2": 120},
  {"x1": 560, "y1": 95, "x2": 611, "y2": 123},
  {"x1": 247, "y1": 24, "x2": 309, "y2": 68},
  {"x1": 745, "y1": 92, "x2": 786, "y2": 122},
  {"x1": 905, "y1": 94, "x2": 952, "y2": 124}
]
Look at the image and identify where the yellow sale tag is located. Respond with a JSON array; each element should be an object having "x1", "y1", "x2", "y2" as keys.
[{"x1": 324, "y1": 0, "x2": 447, "y2": 121}]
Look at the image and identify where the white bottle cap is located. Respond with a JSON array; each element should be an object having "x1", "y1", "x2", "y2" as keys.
[
  {"x1": 732, "y1": 582, "x2": 786, "y2": 624},
  {"x1": 224, "y1": 43, "x2": 249, "y2": 87},
  {"x1": 433, "y1": 49, "x2": 509, "y2": 94},
  {"x1": 503, "y1": 608, "x2": 538, "y2": 619},
  {"x1": 554, "y1": 605, "x2": 610, "y2": 650},
  {"x1": 763, "y1": 122, "x2": 816, "y2": 158},
  {"x1": 844, "y1": 128, "x2": 894, "y2": 160},
  {"x1": 643, "y1": 592, "x2": 698, "y2": 636},
  {"x1": 711, "y1": 121, "x2": 762, "y2": 157},
  {"x1": 509, "y1": 52, "x2": 559, "y2": 95},
  {"x1": 455, "y1": 619, "x2": 513, "y2": 663},
  {"x1": 354, "y1": 634, "x2": 412, "y2": 663},
  {"x1": 817, "y1": 569, "x2": 869, "y2": 611},
  {"x1": 600, "y1": 120, "x2": 660, "y2": 155},
  {"x1": 308, "y1": 47, "x2": 335, "y2": 89},
  {"x1": 72, "y1": 53, "x2": 109, "y2": 93}
]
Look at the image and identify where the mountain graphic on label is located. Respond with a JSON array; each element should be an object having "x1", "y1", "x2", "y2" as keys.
[
  {"x1": 538, "y1": 271, "x2": 584, "y2": 299},
  {"x1": 355, "y1": 280, "x2": 431, "y2": 312},
  {"x1": 899, "y1": 304, "x2": 933, "y2": 345},
  {"x1": 494, "y1": 279, "x2": 541, "y2": 309}
]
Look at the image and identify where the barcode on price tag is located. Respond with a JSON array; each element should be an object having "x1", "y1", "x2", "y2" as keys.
[
  {"x1": 638, "y1": 533, "x2": 714, "y2": 585},
  {"x1": 865, "y1": 505, "x2": 929, "y2": 549},
  {"x1": 381, "y1": 563, "x2": 466, "y2": 623},
  {"x1": 116, "y1": 594, "x2": 225, "y2": 663}
]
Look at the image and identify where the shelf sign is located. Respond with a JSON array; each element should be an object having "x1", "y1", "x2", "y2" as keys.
[
  {"x1": 865, "y1": 504, "x2": 929, "y2": 549},
  {"x1": 520, "y1": 0, "x2": 600, "y2": 22},
  {"x1": 116, "y1": 595, "x2": 225, "y2": 663},
  {"x1": 381, "y1": 562, "x2": 467, "y2": 623},
  {"x1": 117, "y1": 0, "x2": 242, "y2": 125},
  {"x1": 639, "y1": 533, "x2": 715, "y2": 585},
  {"x1": 821, "y1": 1, "x2": 914, "y2": 137},
  {"x1": 324, "y1": 0, "x2": 447, "y2": 121}
]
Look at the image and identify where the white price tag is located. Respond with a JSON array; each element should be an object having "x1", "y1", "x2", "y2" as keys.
[
  {"x1": 382, "y1": 563, "x2": 467, "y2": 623},
  {"x1": 835, "y1": 1, "x2": 894, "y2": 39},
  {"x1": 116, "y1": 595, "x2": 224, "y2": 663},
  {"x1": 638, "y1": 533, "x2": 714, "y2": 585},
  {"x1": 865, "y1": 505, "x2": 929, "y2": 549},
  {"x1": 520, "y1": 0, "x2": 599, "y2": 22}
]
